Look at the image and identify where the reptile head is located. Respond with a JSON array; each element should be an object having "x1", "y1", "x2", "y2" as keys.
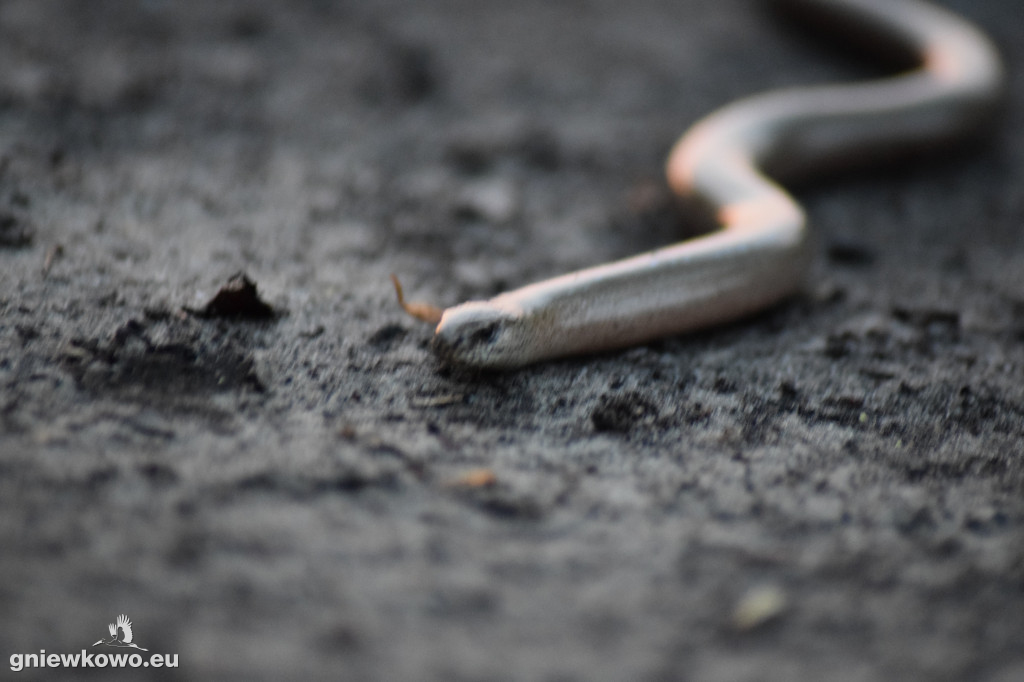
[{"x1": 432, "y1": 301, "x2": 531, "y2": 370}]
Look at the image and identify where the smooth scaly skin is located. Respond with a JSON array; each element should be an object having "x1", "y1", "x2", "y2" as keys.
[{"x1": 432, "y1": 0, "x2": 1004, "y2": 369}]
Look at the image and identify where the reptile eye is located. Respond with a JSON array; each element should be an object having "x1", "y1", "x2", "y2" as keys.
[{"x1": 469, "y1": 322, "x2": 500, "y2": 346}]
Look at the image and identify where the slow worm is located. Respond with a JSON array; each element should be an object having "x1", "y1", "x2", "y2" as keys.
[{"x1": 396, "y1": 0, "x2": 1004, "y2": 369}]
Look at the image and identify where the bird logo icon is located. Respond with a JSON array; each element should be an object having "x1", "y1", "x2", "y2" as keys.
[{"x1": 91, "y1": 614, "x2": 149, "y2": 651}]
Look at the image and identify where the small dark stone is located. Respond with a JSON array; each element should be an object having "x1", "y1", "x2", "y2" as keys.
[
  {"x1": 0, "y1": 211, "x2": 32, "y2": 248},
  {"x1": 591, "y1": 390, "x2": 659, "y2": 433},
  {"x1": 191, "y1": 272, "x2": 276, "y2": 320}
]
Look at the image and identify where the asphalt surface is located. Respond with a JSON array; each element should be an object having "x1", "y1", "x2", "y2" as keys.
[{"x1": 1, "y1": 1, "x2": 1022, "y2": 680}]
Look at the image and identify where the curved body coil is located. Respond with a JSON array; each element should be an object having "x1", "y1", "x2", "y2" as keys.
[{"x1": 430, "y1": 0, "x2": 1004, "y2": 369}]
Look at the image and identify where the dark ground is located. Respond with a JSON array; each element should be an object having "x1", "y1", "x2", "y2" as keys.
[{"x1": 1, "y1": 1, "x2": 1023, "y2": 680}]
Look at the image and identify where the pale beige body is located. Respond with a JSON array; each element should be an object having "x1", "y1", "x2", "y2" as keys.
[{"x1": 431, "y1": 0, "x2": 1004, "y2": 369}]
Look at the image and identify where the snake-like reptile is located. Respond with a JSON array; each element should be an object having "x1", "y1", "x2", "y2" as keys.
[{"x1": 395, "y1": 0, "x2": 1004, "y2": 369}]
